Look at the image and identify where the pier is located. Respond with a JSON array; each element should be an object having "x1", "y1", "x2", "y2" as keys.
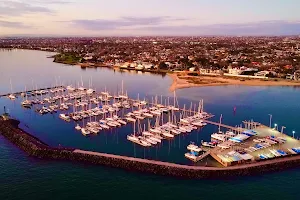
[
  {"x1": 203, "y1": 119, "x2": 246, "y2": 132},
  {"x1": 0, "y1": 86, "x2": 65, "y2": 97}
]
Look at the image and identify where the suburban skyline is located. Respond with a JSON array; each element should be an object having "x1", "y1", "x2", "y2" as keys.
[{"x1": 1, "y1": 0, "x2": 300, "y2": 36}]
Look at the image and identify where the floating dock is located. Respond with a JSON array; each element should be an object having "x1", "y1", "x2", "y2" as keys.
[{"x1": 0, "y1": 86, "x2": 65, "y2": 97}]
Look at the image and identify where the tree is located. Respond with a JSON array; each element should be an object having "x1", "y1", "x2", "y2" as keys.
[{"x1": 158, "y1": 62, "x2": 168, "y2": 70}]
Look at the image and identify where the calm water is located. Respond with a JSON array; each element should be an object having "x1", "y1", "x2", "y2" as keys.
[{"x1": 1, "y1": 49, "x2": 300, "y2": 199}]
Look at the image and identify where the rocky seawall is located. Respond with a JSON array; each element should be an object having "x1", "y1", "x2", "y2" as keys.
[{"x1": 1, "y1": 118, "x2": 300, "y2": 179}]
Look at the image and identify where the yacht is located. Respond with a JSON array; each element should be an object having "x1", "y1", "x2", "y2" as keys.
[
  {"x1": 211, "y1": 133, "x2": 227, "y2": 142},
  {"x1": 86, "y1": 88, "x2": 95, "y2": 94},
  {"x1": 142, "y1": 131, "x2": 153, "y2": 137},
  {"x1": 148, "y1": 136, "x2": 162, "y2": 143},
  {"x1": 81, "y1": 128, "x2": 91, "y2": 136},
  {"x1": 21, "y1": 100, "x2": 32, "y2": 107},
  {"x1": 8, "y1": 94, "x2": 16, "y2": 100},
  {"x1": 126, "y1": 117, "x2": 136, "y2": 122},
  {"x1": 100, "y1": 124, "x2": 110, "y2": 129},
  {"x1": 117, "y1": 119, "x2": 127, "y2": 125},
  {"x1": 127, "y1": 134, "x2": 139, "y2": 143},
  {"x1": 59, "y1": 114, "x2": 70, "y2": 122},
  {"x1": 66, "y1": 85, "x2": 75, "y2": 91},
  {"x1": 162, "y1": 131, "x2": 174, "y2": 138},
  {"x1": 187, "y1": 143, "x2": 202, "y2": 152},
  {"x1": 144, "y1": 137, "x2": 157, "y2": 145},
  {"x1": 201, "y1": 141, "x2": 216, "y2": 148},
  {"x1": 75, "y1": 124, "x2": 82, "y2": 130},
  {"x1": 149, "y1": 128, "x2": 161, "y2": 134},
  {"x1": 143, "y1": 113, "x2": 153, "y2": 118}
]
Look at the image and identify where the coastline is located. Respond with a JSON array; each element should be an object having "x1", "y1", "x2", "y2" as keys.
[
  {"x1": 1, "y1": 117, "x2": 300, "y2": 179},
  {"x1": 168, "y1": 73, "x2": 300, "y2": 91}
]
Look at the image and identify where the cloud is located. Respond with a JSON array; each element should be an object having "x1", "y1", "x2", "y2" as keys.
[
  {"x1": 131, "y1": 20, "x2": 300, "y2": 36},
  {"x1": 0, "y1": 0, "x2": 71, "y2": 16},
  {"x1": 28, "y1": 0, "x2": 72, "y2": 4},
  {"x1": 0, "y1": 20, "x2": 32, "y2": 28},
  {"x1": 0, "y1": 0, "x2": 52, "y2": 16},
  {"x1": 66, "y1": 16, "x2": 187, "y2": 30}
]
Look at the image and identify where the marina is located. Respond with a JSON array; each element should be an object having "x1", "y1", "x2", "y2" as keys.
[
  {"x1": 2, "y1": 81, "x2": 300, "y2": 167},
  {"x1": 0, "y1": 50, "x2": 299, "y2": 170}
]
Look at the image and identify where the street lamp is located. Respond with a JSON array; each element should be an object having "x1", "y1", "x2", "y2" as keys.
[
  {"x1": 274, "y1": 123, "x2": 278, "y2": 131},
  {"x1": 268, "y1": 114, "x2": 272, "y2": 128},
  {"x1": 293, "y1": 131, "x2": 296, "y2": 138}
]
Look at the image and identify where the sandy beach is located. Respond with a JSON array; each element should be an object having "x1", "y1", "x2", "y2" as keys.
[{"x1": 168, "y1": 73, "x2": 300, "y2": 91}]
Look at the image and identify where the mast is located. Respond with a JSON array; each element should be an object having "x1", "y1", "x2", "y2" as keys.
[
  {"x1": 10, "y1": 79, "x2": 13, "y2": 94},
  {"x1": 219, "y1": 114, "x2": 222, "y2": 133}
]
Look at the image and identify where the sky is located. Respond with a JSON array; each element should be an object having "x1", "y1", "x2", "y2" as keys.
[{"x1": 0, "y1": 0, "x2": 300, "y2": 36}]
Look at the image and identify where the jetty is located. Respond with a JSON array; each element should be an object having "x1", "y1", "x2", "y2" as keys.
[
  {"x1": 203, "y1": 119, "x2": 245, "y2": 132},
  {"x1": 0, "y1": 86, "x2": 65, "y2": 97}
]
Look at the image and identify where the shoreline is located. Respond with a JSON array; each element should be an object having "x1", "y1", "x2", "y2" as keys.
[
  {"x1": 1, "y1": 117, "x2": 300, "y2": 179},
  {"x1": 168, "y1": 73, "x2": 300, "y2": 91}
]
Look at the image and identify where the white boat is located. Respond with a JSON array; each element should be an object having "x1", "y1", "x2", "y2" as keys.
[
  {"x1": 171, "y1": 129, "x2": 181, "y2": 135},
  {"x1": 117, "y1": 119, "x2": 127, "y2": 125},
  {"x1": 143, "y1": 113, "x2": 153, "y2": 118},
  {"x1": 139, "y1": 139, "x2": 151, "y2": 147},
  {"x1": 135, "y1": 115, "x2": 145, "y2": 120},
  {"x1": 59, "y1": 114, "x2": 70, "y2": 121},
  {"x1": 107, "y1": 122, "x2": 117, "y2": 127},
  {"x1": 88, "y1": 127, "x2": 99, "y2": 134},
  {"x1": 180, "y1": 119, "x2": 190, "y2": 124},
  {"x1": 150, "y1": 110, "x2": 161, "y2": 115},
  {"x1": 202, "y1": 141, "x2": 216, "y2": 148},
  {"x1": 127, "y1": 134, "x2": 139, "y2": 142},
  {"x1": 148, "y1": 136, "x2": 162, "y2": 143},
  {"x1": 184, "y1": 153, "x2": 198, "y2": 162},
  {"x1": 187, "y1": 143, "x2": 202, "y2": 152},
  {"x1": 100, "y1": 124, "x2": 110, "y2": 129},
  {"x1": 126, "y1": 117, "x2": 136, "y2": 122},
  {"x1": 153, "y1": 134, "x2": 163, "y2": 140},
  {"x1": 8, "y1": 94, "x2": 16, "y2": 100},
  {"x1": 191, "y1": 121, "x2": 203, "y2": 127},
  {"x1": 142, "y1": 131, "x2": 153, "y2": 137},
  {"x1": 149, "y1": 128, "x2": 161, "y2": 134},
  {"x1": 113, "y1": 121, "x2": 122, "y2": 126},
  {"x1": 179, "y1": 126, "x2": 188, "y2": 133},
  {"x1": 81, "y1": 128, "x2": 90, "y2": 136},
  {"x1": 211, "y1": 133, "x2": 227, "y2": 142},
  {"x1": 66, "y1": 85, "x2": 75, "y2": 91},
  {"x1": 21, "y1": 100, "x2": 32, "y2": 107},
  {"x1": 78, "y1": 87, "x2": 86, "y2": 91},
  {"x1": 86, "y1": 88, "x2": 95, "y2": 94},
  {"x1": 162, "y1": 131, "x2": 174, "y2": 138},
  {"x1": 144, "y1": 137, "x2": 157, "y2": 145},
  {"x1": 75, "y1": 124, "x2": 82, "y2": 130}
]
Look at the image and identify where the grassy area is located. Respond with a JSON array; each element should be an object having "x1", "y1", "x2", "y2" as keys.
[{"x1": 53, "y1": 53, "x2": 82, "y2": 65}]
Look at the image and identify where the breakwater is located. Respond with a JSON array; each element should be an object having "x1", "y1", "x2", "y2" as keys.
[{"x1": 1, "y1": 118, "x2": 300, "y2": 179}]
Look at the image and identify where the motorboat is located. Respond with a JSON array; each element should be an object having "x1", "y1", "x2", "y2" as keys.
[
  {"x1": 81, "y1": 128, "x2": 90, "y2": 136},
  {"x1": 75, "y1": 124, "x2": 82, "y2": 130},
  {"x1": 187, "y1": 143, "x2": 202, "y2": 152}
]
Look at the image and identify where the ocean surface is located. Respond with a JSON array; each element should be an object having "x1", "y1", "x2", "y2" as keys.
[{"x1": 1, "y1": 49, "x2": 300, "y2": 199}]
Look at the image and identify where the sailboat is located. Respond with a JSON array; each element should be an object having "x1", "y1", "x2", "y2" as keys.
[
  {"x1": 78, "y1": 76, "x2": 86, "y2": 91},
  {"x1": 21, "y1": 86, "x2": 32, "y2": 108},
  {"x1": 75, "y1": 124, "x2": 82, "y2": 130},
  {"x1": 118, "y1": 80, "x2": 128, "y2": 99},
  {"x1": 127, "y1": 121, "x2": 139, "y2": 143},
  {"x1": 86, "y1": 77, "x2": 95, "y2": 94},
  {"x1": 8, "y1": 79, "x2": 16, "y2": 100}
]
